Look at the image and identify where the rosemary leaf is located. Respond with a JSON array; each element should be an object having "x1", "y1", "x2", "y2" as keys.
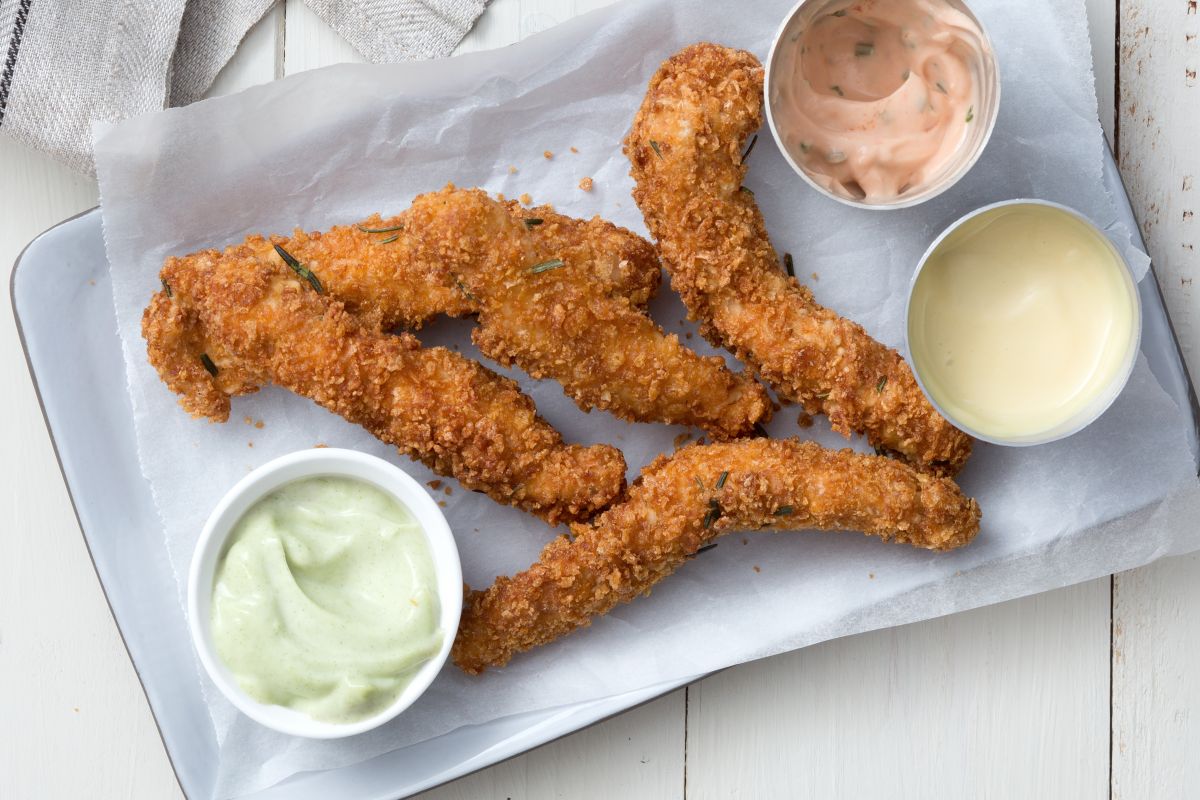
[
  {"x1": 832, "y1": 8, "x2": 847, "y2": 16},
  {"x1": 935, "y1": 81, "x2": 948, "y2": 94},
  {"x1": 523, "y1": 218, "x2": 544, "y2": 228},
  {"x1": 649, "y1": 140, "x2": 664, "y2": 159},
  {"x1": 200, "y1": 353, "x2": 219, "y2": 377},
  {"x1": 876, "y1": 375, "x2": 888, "y2": 393},
  {"x1": 831, "y1": 84, "x2": 845, "y2": 97},
  {"x1": 716, "y1": 470, "x2": 729, "y2": 489},
  {"x1": 357, "y1": 224, "x2": 404, "y2": 234},
  {"x1": 855, "y1": 42, "x2": 875, "y2": 57},
  {"x1": 377, "y1": 234, "x2": 399, "y2": 244},
  {"x1": 741, "y1": 134, "x2": 759, "y2": 163},
  {"x1": 703, "y1": 499, "x2": 722, "y2": 529},
  {"x1": 740, "y1": 185, "x2": 755, "y2": 196},
  {"x1": 161, "y1": 278, "x2": 172, "y2": 298},
  {"x1": 273, "y1": 243, "x2": 323, "y2": 293},
  {"x1": 965, "y1": 105, "x2": 974, "y2": 123},
  {"x1": 774, "y1": 506, "x2": 794, "y2": 516},
  {"x1": 454, "y1": 279, "x2": 479, "y2": 303},
  {"x1": 696, "y1": 543, "x2": 719, "y2": 555},
  {"x1": 783, "y1": 252, "x2": 795, "y2": 277},
  {"x1": 529, "y1": 258, "x2": 566, "y2": 274}
]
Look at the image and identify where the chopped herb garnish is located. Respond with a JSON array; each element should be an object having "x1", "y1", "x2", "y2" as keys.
[
  {"x1": 377, "y1": 234, "x2": 399, "y2": 244},
  {"x1": 200, "y1": 353, "x2": 219, "y2": 377},
  {"x1": 273, "y1": 244, "x2": 323, "y2": 293},
  {"x1": 357, "y1": 224, "x2": 404, "y2": 234},
  {"x1": 741, "y1": 134, "x2": 759, "y2": 162},
  {"x1": 695, "y1": 476, "x2": 706, "y2": 491},
  {"x1": 161, "y1": 278, "x2": 172, "y2": 298},
  {"x1": 696, "y1": 543, "x2": 719, "y2": 555},
  {"x1": 965, "y1": 105, "x2": 974, "y2": 123},
  {"x1": 876, "y1": 376, "x2": 888, "y2": 393},
  {"x1": 784, "y1": 252, "x2": 795, "y2": 277},
  {"x1": 774, "y1": 506, "x2": 794, "y2": 516},
  {"x1": 832, "y1": 8, "x2": 847, "y2": 16},
  {"x1": 523, "y1": 218, "x2": 544, "y2": 228},
  {"x1": 855, "y1": 42, "x2": 875, "y2": 57},
  {"x1": 799, "y1": 142, "x2": 812, "y2": 154},
  {"x1": 740, "y1": 185, "x2": 755, "y2": 195},
  {"x1": 831, "y1": 84, "x2": 845, "y2": 97},
  {"x1": 935, "y1": 81, "x2": 948, "y2": 94},
  {"x1": 816, "y1": 391, "x2": 831, "y2": 400},
  {"x1": 649, "y1": 140, "x2": 664, "y2": 159},
  {"x1": 454, "y1": 279, "x2": 479, "y2": 303},
  {"x1": 529, "y1": 258, "x2": 565, "y2": 274},
  {"x1": 716, "y1": 470, "x2": 729, "y2": 489},
  {"x1": 902, "y1": 69, "x2": 911, "y2": 81},
  {"x1": 703, "y1": 499, "x2": 722, "y2": 529}
]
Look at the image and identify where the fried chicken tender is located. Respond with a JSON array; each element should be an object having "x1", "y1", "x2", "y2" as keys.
[
  {"x1": 624, "y1": 43, "x2": 972, "y2": 474},
  {"x1": 146, "y1": 186, "x2": 770, "y2": 439},
  {"x1": 405, "y1": 186, "x2": 771, "y2": 439},
  {"x1": 452, "y1": 438, "x2": 981, "y2": 673},
  {"x1": 147, "y1": 250, "x2": 626, "y2": 526}
]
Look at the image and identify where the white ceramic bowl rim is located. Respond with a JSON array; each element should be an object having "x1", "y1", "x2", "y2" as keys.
[
  {"x1": 763, "y1": 0, "x2": 1002, "y2": 211},
  {"x1": 905, "y1": 198, "x2": 1144, "y2": 447},
  {"x1": 187, "y1": 448, "x2": 463, "y2": 739}
]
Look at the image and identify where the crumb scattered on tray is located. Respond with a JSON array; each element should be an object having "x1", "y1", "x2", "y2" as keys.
[
  {"x1": 543, "y1": 150, "x2": 554, "y2": 159},
  {"x1": 811, "y1": 272, "x2": 819, "y2": 281},
  {"x1": 519, "y1": 193, "x2": 532, "y2": 205},
  {"x1": 869, "y1": 572, "x2": 875, "y2": 579},
  {"x1": 570, "y1": 146, "x2": 579, "y2": 153},
  {"x1": 579, "y1": 176, "x2": 594, "y2": 192},
  {"x1": 443, "y1": 486, "x2": 453, "y2": 496},
  {"x1": 313, "y1": 443, "x2": 327, "y2": 449},
  {"x1": 428, "y1": 479, "x2": 443, "y2": 491},
  {"x1": 673, "y1": 432, "x2": 693, "y2": 449},
  {"x1": 508, "y1": 165, "x2": 518, "y2": 174},
  {"x1": 437, "y1": 500, "x2": 448, "y2": 508},
  {"x1": 753, "y1": 565, "x2": 761, "y2": 573},
  {"x1": 247, "y1": 442, "x2": 254, "y2": 448}
]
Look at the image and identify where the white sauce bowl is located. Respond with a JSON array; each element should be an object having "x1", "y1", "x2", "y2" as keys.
[
  {"x1": 187, "y1": 448, "x2": 462, "y2": 739},
  {"x1": 905, "y1": 199, "x2": 1143, "y2": 446},
  {"x1": 764, "y1": 0, "x2": 1001, "y2": 210}
]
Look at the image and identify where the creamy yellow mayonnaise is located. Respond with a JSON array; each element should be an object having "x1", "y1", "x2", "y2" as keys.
[
  {"x1": 771, "y1": 0, "x2": 991, "y2": 202},
  {"x1": 211, "y1": 476, "x2": 442, "y2": 724},
  {"x1": 908, "y1": 204, "x2": 1139, "y2": 442}
]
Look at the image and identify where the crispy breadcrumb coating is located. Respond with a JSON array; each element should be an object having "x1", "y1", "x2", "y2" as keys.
[
  {"x1": 148, "y1": 251, "x2": 626, "y2": 525},
  {"x1": 624, "y1": 43, "x2": 972, "y2": 475},
  {"x1": 146, "y1": 186, "x2": 770, "y2": 439},
  {"x1": 406, "y1": 187, "x2": 771, "y2": 439},
  {"x1": 452, "y1": 438, "x2": 981, "y2": 673}
]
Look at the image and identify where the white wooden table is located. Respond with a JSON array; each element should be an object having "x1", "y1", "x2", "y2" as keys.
[{"x1": 2, "y1": 1, "x2": 1196, "y2": 797}]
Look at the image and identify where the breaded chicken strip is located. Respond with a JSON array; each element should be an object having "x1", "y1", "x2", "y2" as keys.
[
  {"x1": 452, "y1": 438, "x2": 981, "y2": 673},
  {"x1": 260, "y1": 194, "x2": 661, "y2": 329},
  {"x1": 149, "y1": 250, "x2": 626, "y2": 526},
  {"x1": 407, "y1": 187, "x2": 771, "y2": 439},
  {"x1": 624, "y1": 43, "x2": 972, "y2": 474},
  {"x1": 146, "y1": 186, "x2": 770, "y2": 439}
]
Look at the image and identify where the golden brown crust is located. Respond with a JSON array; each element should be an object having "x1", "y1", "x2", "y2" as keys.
[
  {"x1": 146, "y1": 186, "x2": 770, "y2": 439},
  {"x1": 151, "y1": 251, "x2": 627, "y2": 526},
  {"x1": 451, "y1": 438, "x2": 981, "y2": 673},
  {"x1": 623, "y1": 43, "x2": 972, "y2": 474},
  {"x1": 406, "y1": 187, "x2": 771, "y2": 439}
]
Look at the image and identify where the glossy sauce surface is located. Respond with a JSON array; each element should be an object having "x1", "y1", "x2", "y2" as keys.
[
  {"x1": 211, "y1": 476, "x2": 442, "y2": 724},
  {"x1": 772, "y1": 0, "x2": 990, "y2": 202},
  {"x1": 909, "y1": 204, "x2": 1138, "y2": 441}
]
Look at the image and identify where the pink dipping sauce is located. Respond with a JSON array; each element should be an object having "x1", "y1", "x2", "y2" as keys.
[{"x1": 771, "y1": 0, "x2": 991, "y2": 203}]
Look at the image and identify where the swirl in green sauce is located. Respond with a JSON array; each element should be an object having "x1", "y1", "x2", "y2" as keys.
[{"x1": 211, "y1": 476, "x2": 442, "y2": 724}]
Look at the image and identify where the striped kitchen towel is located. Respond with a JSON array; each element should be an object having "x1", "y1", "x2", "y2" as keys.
[{"x1": 0, "y1": 0, "x2": 486, "y2": 175}]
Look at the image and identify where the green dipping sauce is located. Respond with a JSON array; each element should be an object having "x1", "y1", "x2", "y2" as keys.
[{"x1": 211, "y1": 475, "x2": 442, "y2": 724}]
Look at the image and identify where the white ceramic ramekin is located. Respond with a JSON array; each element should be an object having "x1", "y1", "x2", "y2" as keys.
[
  {"x1": 764, "y1": 0, "x2": 1001, "y2": 210},
  {"x1": 187, "y1": 448, "x2": 462, "y2": 739},
  {"x1": 905, "y1": 199, "x2": 1143, "y2": 447}
]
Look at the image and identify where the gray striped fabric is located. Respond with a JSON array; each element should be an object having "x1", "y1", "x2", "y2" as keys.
[{"x1": 0, "y1": 0, "x2": 487, "y2": 174}]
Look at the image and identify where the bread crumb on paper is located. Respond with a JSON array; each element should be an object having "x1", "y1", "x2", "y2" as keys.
[
  {"x1": 427, "y1": 479, "x2": 443, "y2": 491},
  {"x1": 752, "y1": 565, "x2": 761, "y2": 573},
  {"x1": 543, "y1": 150, "x2": 554, "y2": 159},
  {"x1": 570, "y1": 146, "x2": 579, "y2": 153},
  {"x1": 579, "y1": 176, "x2": 594, "y2": 192}
]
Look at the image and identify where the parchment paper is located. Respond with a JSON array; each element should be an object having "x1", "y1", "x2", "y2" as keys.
[{"x1": 93, "y1": 0, "x2": 1200, "y2": 797}]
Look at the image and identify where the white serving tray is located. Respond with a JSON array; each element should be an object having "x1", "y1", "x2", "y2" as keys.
[{"x1": 12, "y1": 148, "x2": 1199, "y2": 800}]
